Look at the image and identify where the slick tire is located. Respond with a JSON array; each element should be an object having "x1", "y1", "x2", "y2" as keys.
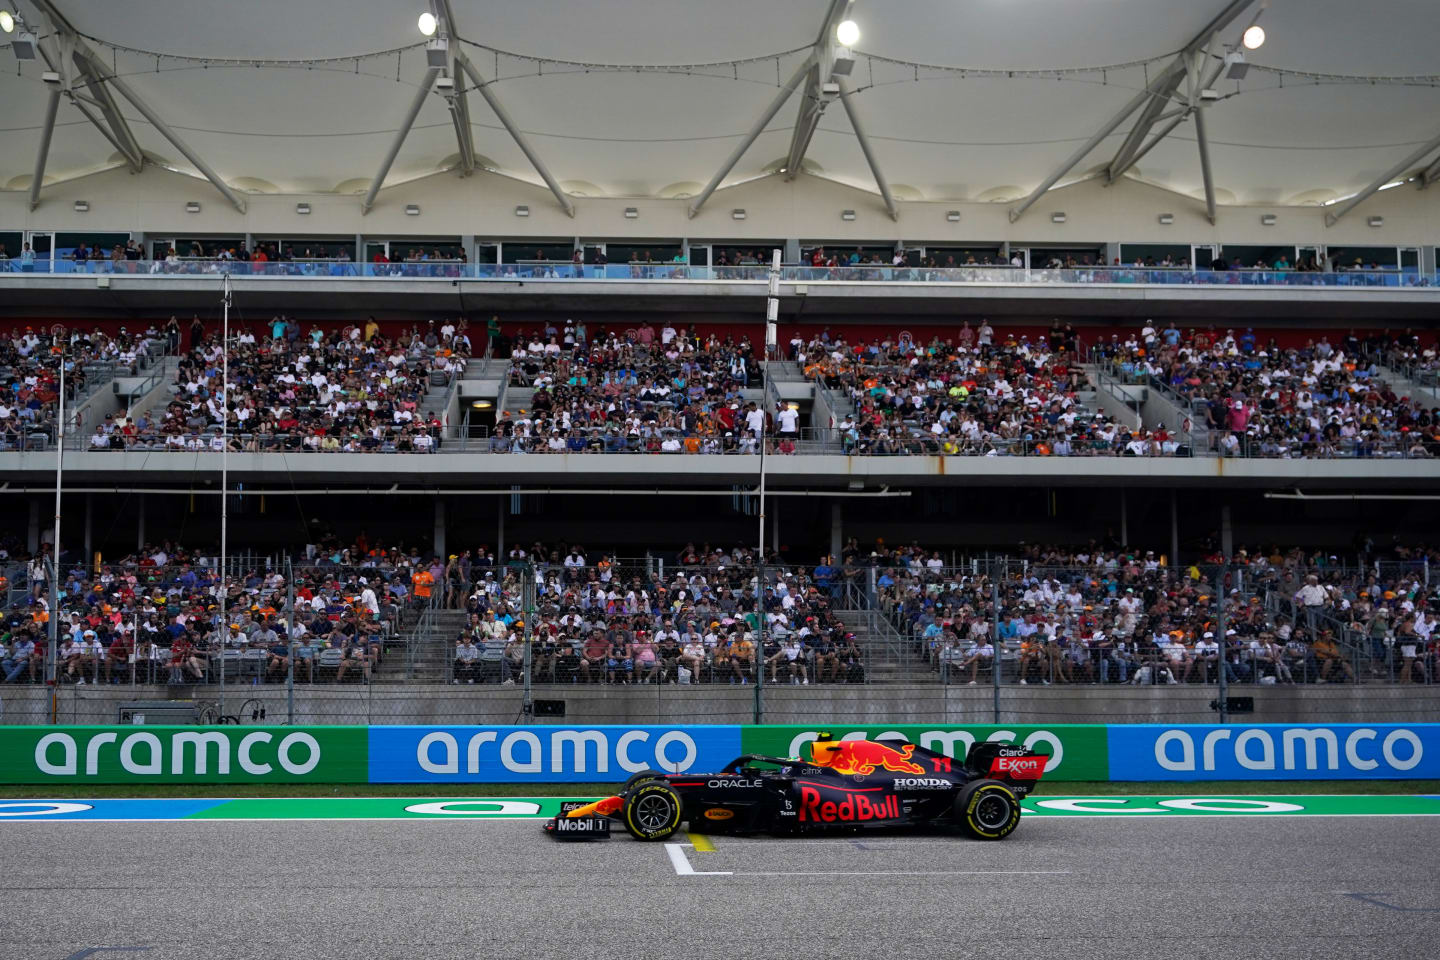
[
  {"x1": 622, "y1": 782, "x2": 684, "y2": 841},
  {"x1": 955, "y1": 779, "x2": 1021, "y2": 841},
  {"x1": 622, "y1": 769, "x2": 666, "y2": 792}
]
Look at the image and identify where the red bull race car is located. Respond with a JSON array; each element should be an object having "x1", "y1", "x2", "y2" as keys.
[{"x1": 544, "y1": 733, "x2": 1047, "y2": 842}]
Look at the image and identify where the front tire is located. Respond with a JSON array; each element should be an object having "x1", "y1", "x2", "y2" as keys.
[
  {"x1": 622, "y1": 769, "x2": 666, "y2": 792},
  {"x1": 954, "y1": 779, "x2": 1021, "y2": 840},
  {"x1": 622, "y1": 782, "x2": 683, "y2": 841}
]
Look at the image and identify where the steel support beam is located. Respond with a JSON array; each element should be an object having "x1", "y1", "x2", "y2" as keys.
[
  {"x1": 1324, "y1": 132, "x2": 1440, "y2": 226},
  {"x1": 1096, "y1": 0, "x2": 1258, "y2": 187},
  {"x1": 1418, "y1": 153, "x2": 1440, "y2": 188},
  {"x1": 28, "y1": 88, "x2": 61, "y2": 211},
  {"x1": 103, "y1": 71, "x2": 248, "y2": 213},
  {"x1": 1113, "y1": 111, "x2": 1190, "y2": 181},
  {"x1": 360, "y1": 67, "x2": 439, "y2": 214},
  {"x1": 1007, "y1": 82, "x2": 1158, "y2": 223},
  {"x1": 435, "y1": 0, "x2": 475, "y2": 177},
  {"x1": 77, "y1": 63, "x2": 144, "y2": 171},
  {"x1": 836, "y1": 77, "x2": 898, "y2": 221},
  {"x1": 783, "y1": 71, "x2": 825, "y2": 179},
  {"x1": 456, "y1": 54, "x2": 575, "y2": 217},
  {"x1": 782, "y1": 0, "x2": 851, "y2": 181},
  {"x1": 448, "y1": 86, "x2": 476, "y2": 176},
  {"x1": 1193, "y1": 108, "x2": 1218, "y2": 225},
  {"x1": 30, "y1": 0, "x2": 143, "y2": 171},
  {"x1": 1105, "y1": 65, "x2": 1187, "y2": 183},
  {"x1": 687, "y1": 53, "x2": 815, "y2": 219}
]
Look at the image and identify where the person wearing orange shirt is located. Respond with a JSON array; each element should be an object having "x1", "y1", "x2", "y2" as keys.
[{"x1": 411, "y1": 568, "x2": 435, "y2": 609}]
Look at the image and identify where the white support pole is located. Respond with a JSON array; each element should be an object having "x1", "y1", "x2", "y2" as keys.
[
  {"x1": 362, "y1": 67, "x2": 440, "y2": 214},
  {"x1": 104, "y1": 71, "x2": 248, "y2": 213},
  {"x1": 1194, "y1": 108, "x2": 1218, "y2": 225},
  {"x1": 1421, "y1": 153, "x2": 1440, "y2": 188},
  {"x1": 28, "y1": 89, "x2": 61, "y2": 212},
  {"x1": 1324, "y1": 132, "x2": 1440, "y2": 226},
  {"x1": 456, "y1": 55, "x2": 575, "y2": 217},
  {"x1": 688, "y1": 54, "x2": 816, "y2": 219},
  {"x1": 836, "y1": 77, "x2": 899, "y2": 221},
  {"x1": 1007, "y1": 82, "x2": 1158, "y2": 223}
]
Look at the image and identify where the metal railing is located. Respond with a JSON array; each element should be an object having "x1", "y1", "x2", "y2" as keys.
[{"x1": 5, "y1": 257, "x2": 1437, "y2": 287}]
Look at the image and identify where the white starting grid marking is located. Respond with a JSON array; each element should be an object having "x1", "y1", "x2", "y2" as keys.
[{"x1": 662, "y1": 842, "x2": 1071, "y2": 879}]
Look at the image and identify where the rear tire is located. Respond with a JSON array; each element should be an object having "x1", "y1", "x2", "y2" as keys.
[
  {"x1": 954, "y1": 779, "x2": 1021, "y2": 840},
  {"x1": 622, "y1": 782, "x2": 683, "y2": 841}
]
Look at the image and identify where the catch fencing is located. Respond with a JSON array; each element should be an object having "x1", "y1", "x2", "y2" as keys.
[{"x1": 5, "y1": 557, "x2": 1437, "y2": 726}]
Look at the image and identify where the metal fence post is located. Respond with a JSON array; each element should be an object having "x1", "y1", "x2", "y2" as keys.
[
  {"x1": 992, "y1": 572, "x2": 1001, "y2": 724},
  {"x1": 286, "y1": 556, "x2": 295, "y2": 725},
  {"x1": 522, "y1": 562, "x2": 535, "y2": 723},
  {"x1": 1216, "y1": 568, "x2": 1228, "y2": 724}
]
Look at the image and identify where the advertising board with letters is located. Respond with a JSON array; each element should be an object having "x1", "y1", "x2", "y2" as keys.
[
  {"x1": 1107, "y1": 723, "x2": 1440, "y2": 780},
  {"x1": 0, "y1": 723, "x2": 1435, "y2": 784}
]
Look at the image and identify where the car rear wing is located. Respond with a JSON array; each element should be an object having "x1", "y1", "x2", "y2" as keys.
[{"x1": 964, "y1": 741, "x2": 1048, "y2": 787}]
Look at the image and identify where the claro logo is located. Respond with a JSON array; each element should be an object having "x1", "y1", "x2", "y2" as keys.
[
  {"x1": 415, "y1": 729, "x2": 699, "y2": 775},
  {"x1": 1153, "y1": 727, "x2": 1424, "y2": 773},
  {"x1": 34, "y1": 731, "x2": 321, "y2": 777}
]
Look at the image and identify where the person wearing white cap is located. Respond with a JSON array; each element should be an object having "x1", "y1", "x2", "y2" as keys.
[{"x1": 1191, "y1": 632, "x2": 1220, "y2": 684}]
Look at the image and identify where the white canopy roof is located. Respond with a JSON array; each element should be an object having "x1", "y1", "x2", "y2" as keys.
[{"x1": 3, "y1": 0, "x2": 1439, "y2": 208}]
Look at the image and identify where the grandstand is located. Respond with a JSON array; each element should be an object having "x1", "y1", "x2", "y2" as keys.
[
  {"x1": 2, "y1": 0, "x2": 1440, "y2": 728},
  {"x1": 5, "y1": 5, "x2": 1440, "y2": 960}
]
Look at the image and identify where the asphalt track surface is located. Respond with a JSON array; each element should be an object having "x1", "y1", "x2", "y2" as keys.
[{"x1": 2, "y1": 816, "x2": 1436, "y2": 960}]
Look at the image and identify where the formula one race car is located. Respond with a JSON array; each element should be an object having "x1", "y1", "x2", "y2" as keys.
[{"x1": 544, "y1": 733, "x2": 1046, "y2": 842}]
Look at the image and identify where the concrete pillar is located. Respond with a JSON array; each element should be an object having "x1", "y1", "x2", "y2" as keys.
[
  {"x1": 83, "y1": 493, "x2": 93, "y2": 563},
  {"x1": 1104, "y1": 241, "x2": 1121, "y2": 266},
  {"x1": 829, "y1": 502, "x2": 842, "y2": 562},
  {"x1": 27, "y1": 498, "x2": 40, "y2": 553},
  {"x1": 1221, "y1": 503, "x2": 1233, "y2": 559},
  {"x1": 1120, "y1": 488, "x2": 1128, "y2": 547},
  {"x1": 784, "y1": 239, "x2": 801, "y2": 263},
  {"x1": 1169, "y1": 489, "x2": 1179, "y2": 567},
  {"x1": 497, "y1": 496, "x2": 505, "y2": 563},
  {"x1": 137, "y1": 495, "x2": 146, "y2": 550},
  {"x1": 434, "y1": 499, "x2": 447, "y2": 560}
]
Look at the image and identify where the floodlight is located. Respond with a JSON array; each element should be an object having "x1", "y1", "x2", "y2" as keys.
[
  {"x1": 0, "y1": 11, "x2": 14, "y2": 33},
  {"x1": 1242, "y1": 25, "x2": 1265, "y2": 50},
  {"x1": 836, "y1": 20, "x2": 860, "y2": 47},
  {"x1": 418, "y1": 11, "x2": 438, "y2": 36}
]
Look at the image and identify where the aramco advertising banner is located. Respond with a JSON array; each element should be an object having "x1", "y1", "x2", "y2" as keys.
[
  {"x1": 0, "y1": 726, "x2": 369, "y2": 783},
  {"x1": 1106, "y1": 723, "x2": 1440, "y2": 780},
  {"x1": 0, "y1": 723, "x2": 1435, "y2": 783}
]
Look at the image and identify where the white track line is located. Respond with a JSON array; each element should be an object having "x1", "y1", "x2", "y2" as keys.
[
  {"x1": 664, "y1": 843, "x2": 732, "y2": 876},
  {"x1": 738, "y1": 870, "x2": 1073, "y2": 877}
]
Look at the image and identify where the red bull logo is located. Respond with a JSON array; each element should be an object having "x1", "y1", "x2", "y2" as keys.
[
  {"x1": 810, "y1": 738, "x2": 925, "y2": 776},
  {"x1": 798, "y1": 785, "x2": 900, "y2": 823}
]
